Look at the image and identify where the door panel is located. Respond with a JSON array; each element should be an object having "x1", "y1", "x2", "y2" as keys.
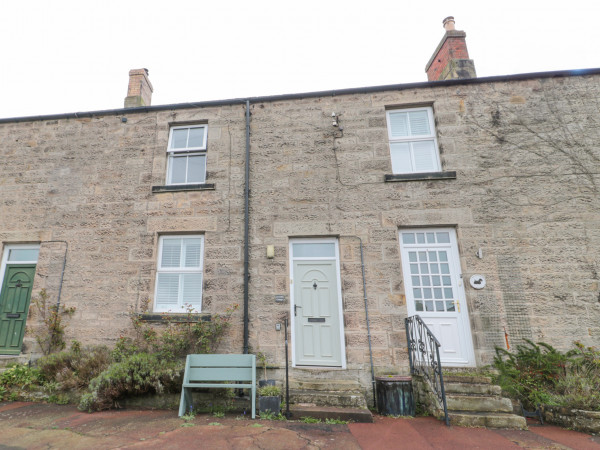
[
  {"x1": 400, "y1": 229, "x2": 475, "y2": 366},
  {"x1": 0, "y1": 265, "x2": 36, "y2": 355},
  {"x1": 293, "y1": 260, "x2": 342, "y2": 366}
]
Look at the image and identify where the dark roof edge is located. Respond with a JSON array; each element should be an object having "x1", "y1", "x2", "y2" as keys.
[{"x1": 2, "y1": 67, "x2": 600, "y2": 124}]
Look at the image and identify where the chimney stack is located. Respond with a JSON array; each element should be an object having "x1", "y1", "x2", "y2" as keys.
[
  {"x1": 124, "y1": 68, "x2": 153, "y2": 108},
  {"x1": 425, "y1": 17, "x2": 476, "y2": 82}
]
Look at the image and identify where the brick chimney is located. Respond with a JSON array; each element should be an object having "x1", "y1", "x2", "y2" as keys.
[
  {"x1": 124, "y1": 68, "x2": 153, "y2": 108},
  {"x1": 425, "y1": 17, "x2": 476, "y2": 81}
]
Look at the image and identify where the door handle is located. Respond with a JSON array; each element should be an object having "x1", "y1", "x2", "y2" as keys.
[
  {"x1": 456, "y1": 299, "x2": 461, "y2": 313},
  {"x1": 294, "y1": 304, "x2": 302, "y2": 316}
]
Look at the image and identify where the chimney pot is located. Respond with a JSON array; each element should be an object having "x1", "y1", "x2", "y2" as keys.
[{"x1": 443, "y1": 16, "x2": 456, "y2": 31}]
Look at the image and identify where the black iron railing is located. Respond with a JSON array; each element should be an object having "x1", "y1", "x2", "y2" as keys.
[{"x1": 405, "y1": 315, "x2": 449, "y2": 426}]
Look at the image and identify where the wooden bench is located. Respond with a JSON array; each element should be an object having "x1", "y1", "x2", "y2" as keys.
[{"x1": 178, "y1": 354, "x2": 256, "y2": 418}]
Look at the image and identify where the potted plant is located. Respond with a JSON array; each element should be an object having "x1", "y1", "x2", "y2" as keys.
[
  {"x1": 258, "y1": 385, "x2": 281, "y2": 415},
  {"x1": 257, "y1": 352, "x2": 276, "y2": 388}
]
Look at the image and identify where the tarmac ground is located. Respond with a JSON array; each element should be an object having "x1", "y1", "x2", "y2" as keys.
[{"x1": 1, "y1": 402, "x2": 600, "y2": 449}]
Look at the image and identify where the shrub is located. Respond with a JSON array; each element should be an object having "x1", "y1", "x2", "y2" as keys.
[
  {"x1": 78, "y1": 352, "x2": 183, "y2": 412},
  {"x1": 0, "y1": 364, "x2": 43, "y2": 389},
  {"x1": 258, "y1": 385, "x2": 281, "y2": 397},
  {"x1": 37, "y1": 344, "x2": 112, "y2": 391}
]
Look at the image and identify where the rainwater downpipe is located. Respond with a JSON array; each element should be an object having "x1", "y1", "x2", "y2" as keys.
[{"x1": 243, "y1": 100, "x2": 250, "y2": 354}]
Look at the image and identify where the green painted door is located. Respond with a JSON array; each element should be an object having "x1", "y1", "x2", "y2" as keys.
[
  {"x1": 0, "y1": 265, "x2": 36, "y2": 355},
  {"x1": 293, "y1": 260, "x2": 342, "y2": 366}
]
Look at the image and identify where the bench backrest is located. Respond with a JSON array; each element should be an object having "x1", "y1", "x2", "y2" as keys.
[{"x1": 183, "y1": 354, "x2": 256, "y2": 383}]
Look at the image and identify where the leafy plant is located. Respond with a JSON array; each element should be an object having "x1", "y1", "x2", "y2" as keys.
[
  {"x1": 0, "y1": 364, "x2": 43, "y2": 389},
  {"x1": 325, "y1": 418, "x2": 349, "y2": 425},
  {"x1": 258, "y1": 385, "x2": 281, "y2": 397},
  {"x1": 300, "y1": 416, "x2": 321, "y2": 423},
  {"x1": 494, "y1": 340, "x2": 566, "y2": 409},
  {"x1": 181, "y1": 410, "x2": 196, "y2": 422},
  {"x1": 213, "y1": 411, "x2": 225, "y2": 418},
  {"x1": 259, "y1": 410, "x2": 277, "y2": 420}
]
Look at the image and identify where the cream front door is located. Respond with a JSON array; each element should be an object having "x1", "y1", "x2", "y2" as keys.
[
  {"x1": 290, "y1": 240, "x2": 344, "y2": 367},
  {"x1": 399, "y1": 229, "x2": 475, "y2": 366}
]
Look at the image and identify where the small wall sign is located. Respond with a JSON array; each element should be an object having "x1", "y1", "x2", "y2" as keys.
[{"x1": 469, "y1": 274, "x2": 486, "y2": 290}]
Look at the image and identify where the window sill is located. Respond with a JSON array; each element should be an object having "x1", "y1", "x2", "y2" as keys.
[
  {"x1": 152, "y1": 183, "x2": 215, "y2": 193},
  {"x1": 385, "y1": 171, "x2": 456, "y2": 182},
  {"x1": 136, "y1": 313, "x2": 211, "y2": 323}
]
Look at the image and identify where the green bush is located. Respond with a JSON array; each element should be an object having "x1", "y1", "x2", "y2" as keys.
[
  {"x1": 494, "y1": 340, "x2": 600, "y2": 411},
  {"x1": 0, "y1": 364, "x2": 43, "y2": 389},
  {"x1": 78, "y1": 352, "x2": 183, "y2": 412},
  {"x1": 37, "y1": 344, "x2": 112, "y2": 391}
]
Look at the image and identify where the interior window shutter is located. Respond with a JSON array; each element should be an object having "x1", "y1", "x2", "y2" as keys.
[{"x1": 411, "y1": 140, "x2": 437, "y2": 172}]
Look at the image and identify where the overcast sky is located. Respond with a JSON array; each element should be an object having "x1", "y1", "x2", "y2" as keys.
[{"x1": 1, "y1": 1, "x2": 598, "y2": 119}]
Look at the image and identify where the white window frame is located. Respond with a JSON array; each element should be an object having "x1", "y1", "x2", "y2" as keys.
[
  {"x1": 166, "y1": 125, "x2": 208, "y2": 185},
  {"x1": 153, "y1": 235, "x2": 204, "y2": 313},
  {"x1": 386, "y1": 106, "x2": 441, "y2": 174}
]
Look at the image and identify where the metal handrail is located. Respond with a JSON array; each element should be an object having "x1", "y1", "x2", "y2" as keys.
[{"x1": 405, "y1": 315, "x2": 449, "y2": 426}]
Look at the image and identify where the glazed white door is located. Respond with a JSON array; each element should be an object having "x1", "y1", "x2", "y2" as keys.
[
  {"x1": 290, "y1": 239, "x2": 345, "y2": 367},
  {"x1": 400, "y1": 229, "x2": 475, "y2": 366}
]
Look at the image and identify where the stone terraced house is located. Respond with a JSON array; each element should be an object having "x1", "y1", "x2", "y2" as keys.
[{"x1": 1, "y1": 18, "x2": 599, "y2": 406}]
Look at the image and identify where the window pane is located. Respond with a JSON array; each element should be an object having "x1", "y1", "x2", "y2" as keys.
[
  {"x1": 420, "y1": 263, "x2": 429, "y2": 274},
  {"x1": 170, "y1": 156, "x2": 187, "y2": 184},
  {"x1": 390, "y1": 142, "x2": 411, "y2": 173},
  {"x1": 411, "y1": 276, "x2": 420, "y2": 286},
  {"x1": 413, "y1": 288, "x2": 422, "y2": 299},
  {"x1": 187, "y1": 155, "x2": 206, "y2": 183},
  {"x1": 425, "y1": 300, "x2": 434, "y2": 311},
  {"x1": 187, "y1": 127, "x2": 205, "y2": 148},
  {"x1": 183, "y1": 238, "x2": 202, "y2": 267},
  {"x1": 438, "y1": 251, "x2": 448, "y2": 262},
  {"x1": 426, "y1": 232, "x2": 435, "y2": 243},
  {"x1": 161, "y1": 239, "x2": 181, "y2": 268},
  {"x1": 446, "y1": 301, "x2": 455, "y2": 311},
  {"x1": 432, "y1": 276, "x2": 441, "y2": 286},
  {"x1": 292, "y1": 243, "x2": 335, "y2": 258},
  {"x1": 408, "y1": 110, "x2": 430, "y2": 136},
  {"x1": 423, "y1": 288, "x2": 432, "y2": 299},
  {"x1": 389, "y1": 112, "x2": 409, "y2": 137},
  {"x1": 444, "y1": 288, "x2": 453, "y2": 298},
  {"x1": 418, "y1": 251, "x2": 427, "y2": 262},
  {"x1": 415, "y1": 300, "x2": 424, "y2": 311},
  {"x1": 403, "y1": 233, "x2": 415, "y2": 244},
  {"x1": 412, "y1": 140, "x2": 436, "y2": 172},
  {"x1": 440, "y1": 263, "x2": 450, "y2": 274},
  {"x1": 8, "y1": 248, "x2": 39, "y2": 262},
  {"x1": 421, "y1": 275, "x2": 431, "y2": 286},
  {"x1": 171, "y1": 129, "x2": 188, "y2": 149},
  {"x1": 408, "y1": 251, "x2": 417, "y2": 262},
  {"x1": 182, "y1": 273, "x2": 203, "y2": 305},
  {"x1": 437, "y1": 232, "x2": 450, "y2": 243},
  {"x1": 430, "y1": 264, "x2": 439, "y2": 274},
  {"x1": 428, "y1": 251, "x2": 437, "y2": 262},
  {"x1": 410, "y1": 263, "x2": 419, "y2": 274},
  {"x1": 156, "y1": 273, "x2": 179, "y2": 305},
  {"x1": 435, "y1": 300, "x2": 444, "y2": 311},
  {"x1": 434, "y1": 288, "x2": 443, "y2": 299},
  {"x1": 416, "y1": 233, "x2": 425, "y2": 244},
  {"x1": 442, "y1": 276, "x2": 451, "y2": 286}
]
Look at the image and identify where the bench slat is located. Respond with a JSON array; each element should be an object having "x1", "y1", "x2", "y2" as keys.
[
  {"x1": 183, "y1": 383, "x2": 252, "y2": 389},
  {"x1": 188, "y1": 354, "x2": 255, "y2": 367},
  {"x1": 186, "y1": 367, "x2": 253, "y2": 382}
]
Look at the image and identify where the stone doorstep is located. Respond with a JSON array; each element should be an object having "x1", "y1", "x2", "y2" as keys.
[
  {"x1": 443, "y1": 375, "x2": 493, "y2": 384},
  {"x1": 287, "y1": 379, "x2": 363, "y2": 392},
  {"x1": 288, "y1": 405, "x2": 373, "y2": 423},
  {"x1": 289, "y1": 389, "x2": 368, "y2": 409}
]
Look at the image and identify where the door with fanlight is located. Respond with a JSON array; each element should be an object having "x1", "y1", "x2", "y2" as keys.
[
  {"x1": 399, "y1": 229, "x2": 475, "y2": 366},
  {"x1": 289, "y1": 239, "x2": 345, "y2": 367}
]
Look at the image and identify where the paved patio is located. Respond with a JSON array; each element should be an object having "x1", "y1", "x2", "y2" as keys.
[{"x1": 1, "y1": 402, "x2": 599, "y2": 449}]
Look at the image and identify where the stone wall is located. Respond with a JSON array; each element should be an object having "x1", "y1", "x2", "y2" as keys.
[{"x1": 0, "y1": 73, "x2": 599, "y2": 393}]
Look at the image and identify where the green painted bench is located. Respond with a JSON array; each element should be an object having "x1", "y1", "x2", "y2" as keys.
[{"x1": 178, "y1": 354, "x2": 256, "y2": 418}]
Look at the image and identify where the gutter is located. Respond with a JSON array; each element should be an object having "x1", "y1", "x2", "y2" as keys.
[{"x1": 1, "y1": 68, "x2": 600, "y2": 124}]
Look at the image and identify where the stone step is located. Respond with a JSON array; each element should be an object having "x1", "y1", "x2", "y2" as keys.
[
  {"x1": 444, "y1": 382, "x2": 502, "y2": 396},
  {"x1": 287, "y1": 379, "x2": 363, "y2": 392},
  {"x1": 288, "y1": 405, "x2": 373, "y2": 423},
  {"x1": 443, "y1": 375, "x2": 493, "y2": 385},
  {"x1": 0, "y1": 355, "x2": 30, "y2": 369},
  {"x1": 446, "y1": 394, "x2": 513, "y2": 413},
  {"x1": 289, "y1": 389, "x2": 368, "y2": 409},
  {"x1": 449, "y1": 411, "x2": 527, "y2": 429}
]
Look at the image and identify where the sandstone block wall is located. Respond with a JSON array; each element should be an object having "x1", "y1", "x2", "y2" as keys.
[{"x1": 0, "y1": 74, "x2": 598, "y2": 394}]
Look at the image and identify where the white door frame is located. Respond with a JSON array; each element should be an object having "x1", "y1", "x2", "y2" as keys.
[
  {"x1": 289, "y1": 237, "x2": 346, "y2": 368},
  {"x1": 400, "y1": 228, "x2": 476, "y2": 367},
  {"x1": 0, "y1": 244, "x2": 40, "y2": 291}
]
